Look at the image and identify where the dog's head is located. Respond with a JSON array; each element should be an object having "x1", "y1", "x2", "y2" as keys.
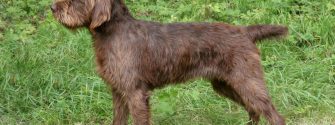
[{"x1": 51, "y1": 0, "x2": 112, "y2": 29}]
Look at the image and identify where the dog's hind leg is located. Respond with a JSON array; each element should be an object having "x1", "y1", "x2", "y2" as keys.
[
  {"x1": 223, "y1": 54, "x2": 285, "y2": 125},
  {"x1": 226, "y1": 77, "x2": 284, "y2": 125},
  {"x1": 112, "y1": 90, "x2": 129, "y2": 125},
  {"x1": 211, "y1": 79, "x2": 260, "y2": 125}
]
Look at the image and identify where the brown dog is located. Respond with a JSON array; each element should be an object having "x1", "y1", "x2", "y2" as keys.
[{"x1": 51, "y1": 0, "x2": 288, "y2": 125}]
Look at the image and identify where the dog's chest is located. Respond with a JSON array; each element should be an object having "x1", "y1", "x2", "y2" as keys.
[
  {"x1": 94, "y1": 46, "x2": 114, "y2": 82},
  {"x1": 93, "y1": 39, "x2": 117, "y2": 81},
  {"x1": 93, "y1": 40, "x2": 137, "y2": 84}
]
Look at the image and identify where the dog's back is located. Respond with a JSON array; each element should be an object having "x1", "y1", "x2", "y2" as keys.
[{"x1": 134, "y1": 22, "x2": 288, "y2": 88}]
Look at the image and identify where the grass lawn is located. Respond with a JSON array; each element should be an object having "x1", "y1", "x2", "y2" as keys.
[{"x1": 0, "y1": 0, "x2": 334, "y2": 124}]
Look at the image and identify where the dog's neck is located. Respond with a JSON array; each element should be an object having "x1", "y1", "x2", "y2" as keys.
[
  {"x1": 91, "y1": 0, "x2": 134, "y2": 35},
  {"x1": 110, "y1": 0, "x2": 134, "y2": 21}
]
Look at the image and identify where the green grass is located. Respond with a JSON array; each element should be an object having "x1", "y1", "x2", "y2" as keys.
[{"x1": 1, "y1": 0, "x2": 335, "y2": 124}]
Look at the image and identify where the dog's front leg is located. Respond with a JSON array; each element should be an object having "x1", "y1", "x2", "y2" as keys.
[
  {"x1": 112, "y1": 91, "x2": 129, "y2": 125},
  {"x1": 127, "y1": 88, "x2": 151, "y2": 125}
]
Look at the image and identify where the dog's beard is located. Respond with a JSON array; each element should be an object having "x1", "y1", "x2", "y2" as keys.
[{"x1": 54, "y1": 12, "x2": 87, "y2": 30}]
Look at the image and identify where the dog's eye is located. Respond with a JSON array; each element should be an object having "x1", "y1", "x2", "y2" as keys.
[
  {"x1": 71, "y1": 0, "x2": 84, "y2": 3},
  {"x1": 71, "y1": 0, "x2": 85, "y2": 5},
  {"x1": 63, "y1": 0, "x2": 72, "y2": 6}
]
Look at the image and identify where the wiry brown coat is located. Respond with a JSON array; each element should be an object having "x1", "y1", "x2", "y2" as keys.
[{"x1": 51, "y1": 0, "x2": 288, "y2": 125}]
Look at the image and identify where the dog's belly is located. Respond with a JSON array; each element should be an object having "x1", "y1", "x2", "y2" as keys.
[{"x1": 137, "y1": 55, "x2": 226, "y2": 89}]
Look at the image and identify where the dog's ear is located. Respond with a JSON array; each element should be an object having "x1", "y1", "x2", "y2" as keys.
[{"x1": 90, "y1": 0, "x2": 112, "y2": 29}]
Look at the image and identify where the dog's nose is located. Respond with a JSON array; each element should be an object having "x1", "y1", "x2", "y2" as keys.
[{"x1": 50, "y1": 4, "x2": 57, "y2": 13}]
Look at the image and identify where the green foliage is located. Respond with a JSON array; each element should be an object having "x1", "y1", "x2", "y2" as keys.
[{"x1": 1, "y1": 0, "x2": 335, "y2": 124}]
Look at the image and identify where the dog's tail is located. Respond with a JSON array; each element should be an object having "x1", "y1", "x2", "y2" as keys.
[{"x1": 246, "y1": 25, "x2": 288, "y2": 43}]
